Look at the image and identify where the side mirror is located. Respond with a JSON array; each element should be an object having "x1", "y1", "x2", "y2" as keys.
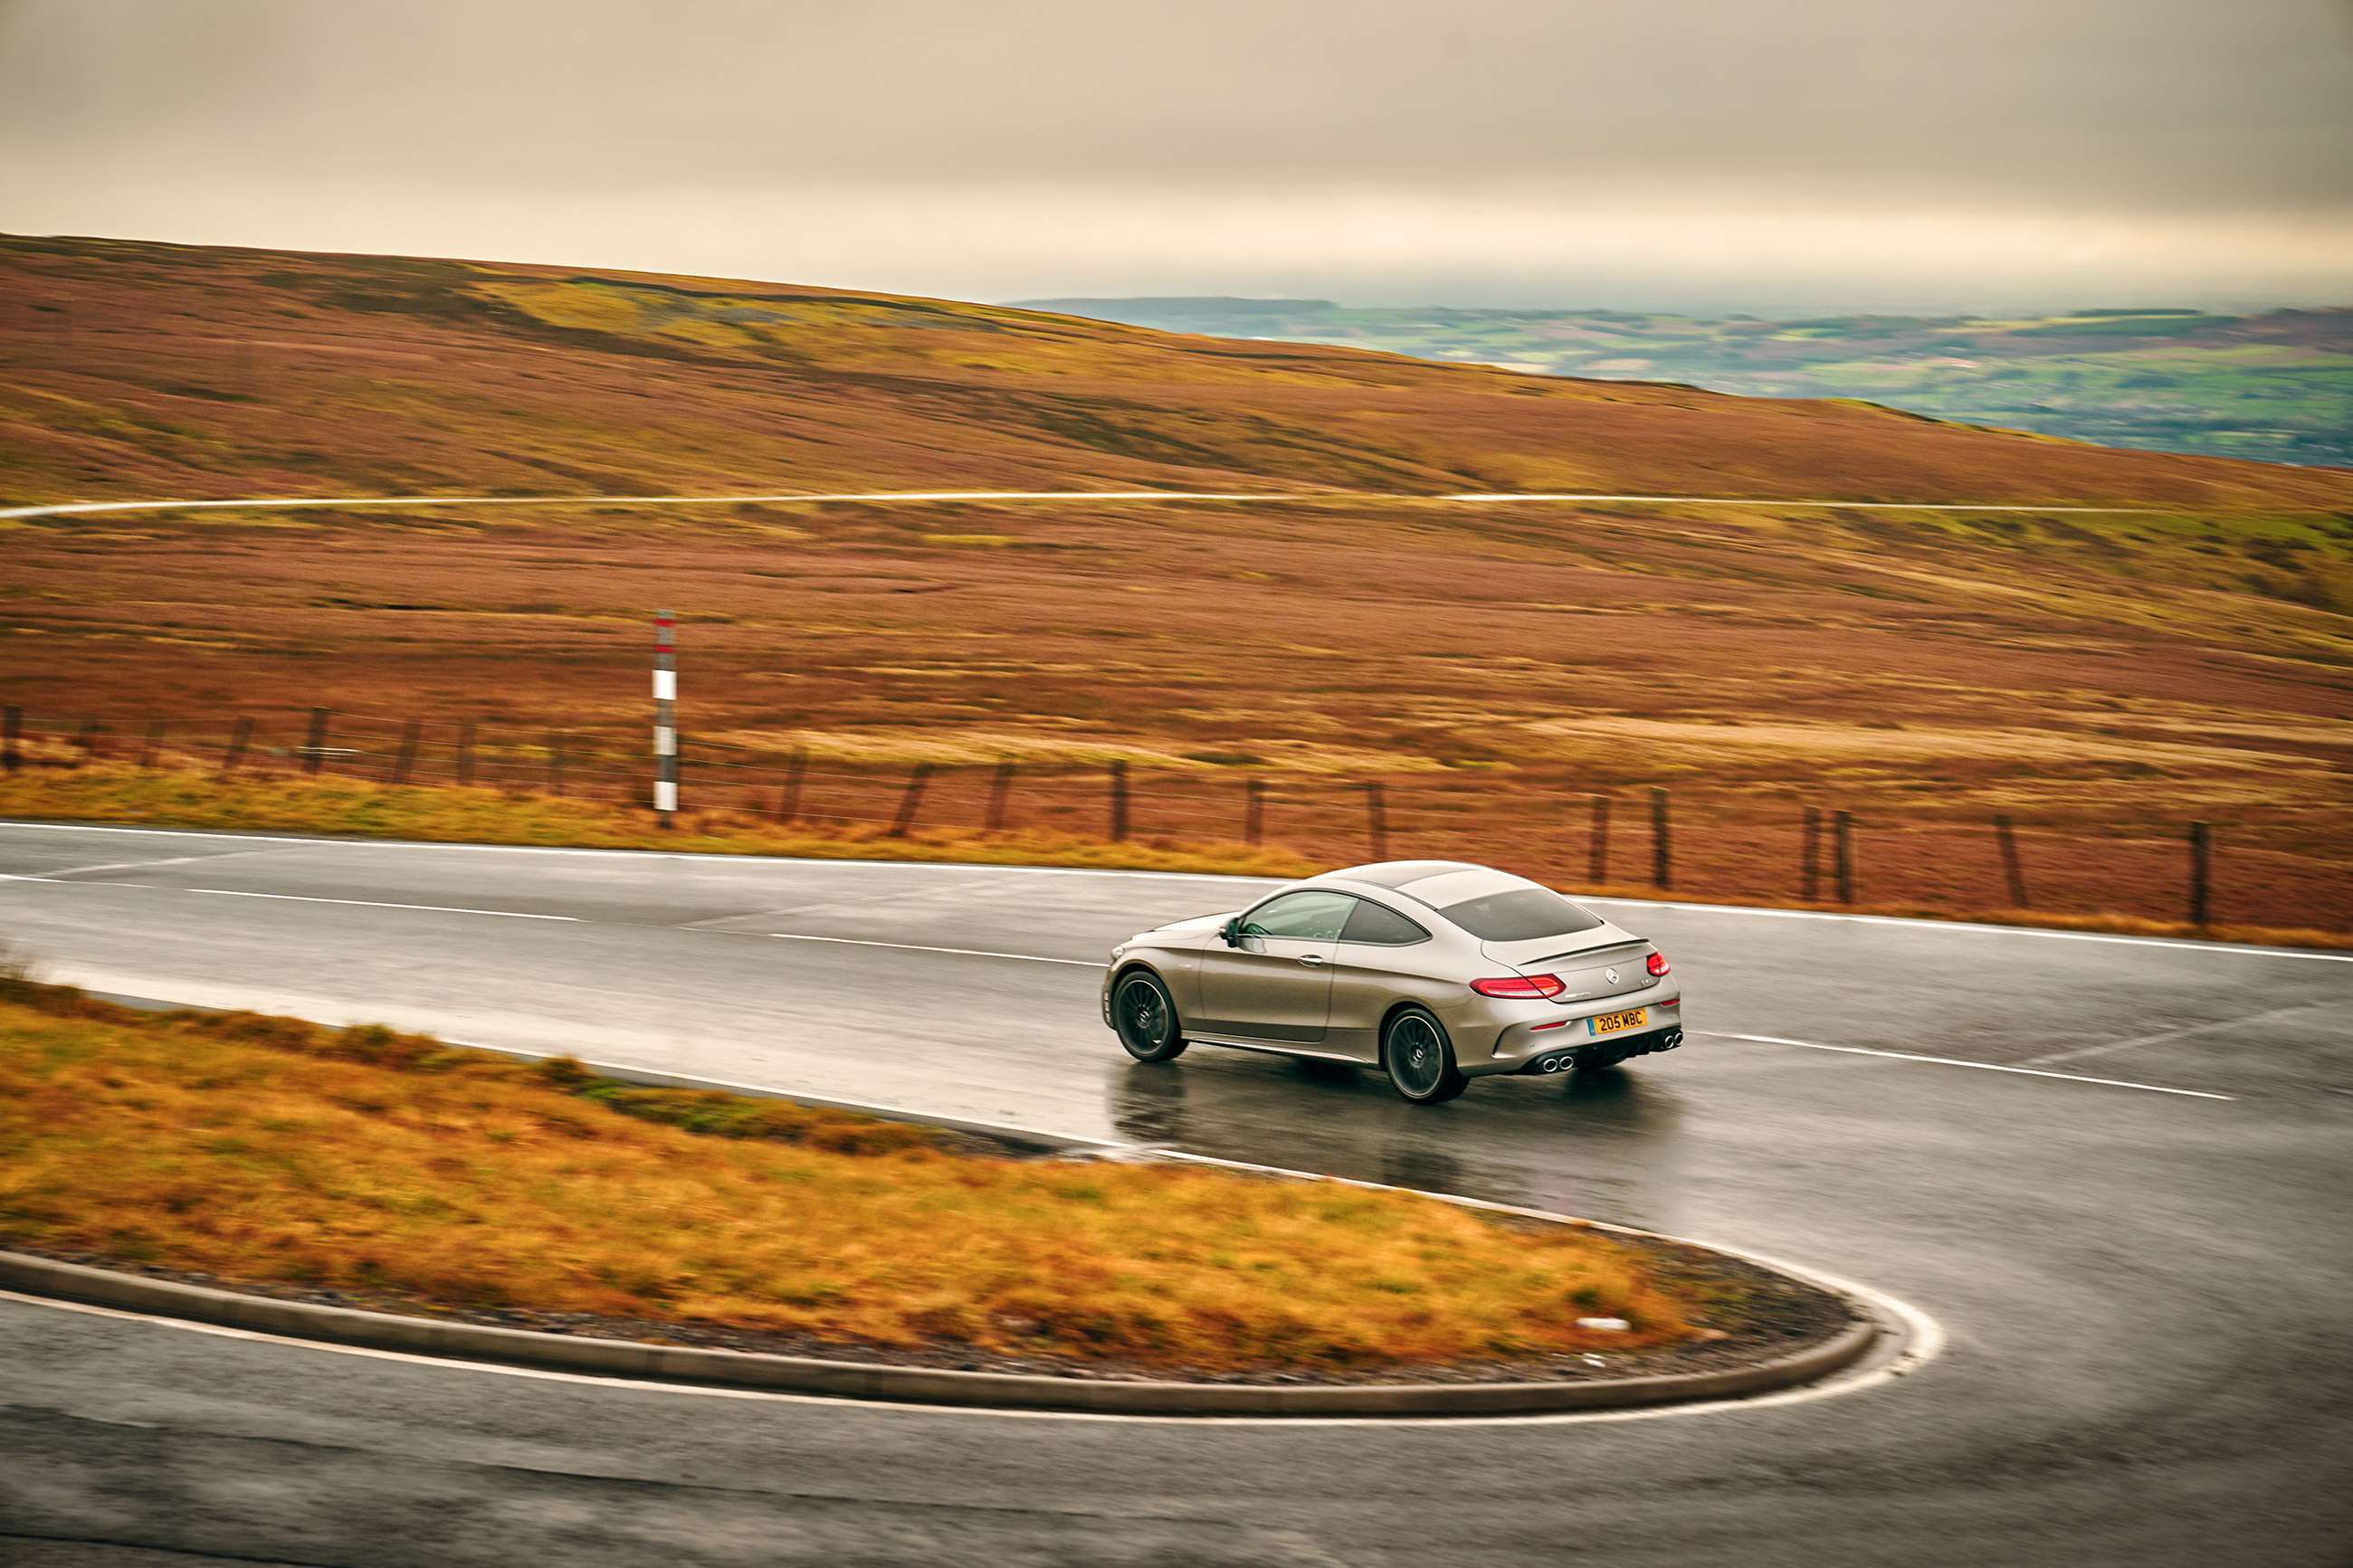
[{"x1": 1221, "y1": 916, "x2": 1243, "y2": 946}]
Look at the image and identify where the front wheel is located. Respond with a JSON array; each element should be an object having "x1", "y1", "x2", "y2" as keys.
[
  {"x1": 1112, "y1": 971, "x2": 1187, "y2": 1062},
  {"x1": 1382, "y1": 1007, "x2": 1467, "y2": 1104}
]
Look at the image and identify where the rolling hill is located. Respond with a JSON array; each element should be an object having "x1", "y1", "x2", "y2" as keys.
[
  {"x1": 6, "y1": 234, "x2": 2353, "y2": 510},
  {"x1": 1015, "y1": 297, "x2": 2353, "y2": 470}
]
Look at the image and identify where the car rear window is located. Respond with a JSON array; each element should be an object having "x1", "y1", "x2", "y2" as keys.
[{"x1": 1438, "y1": 887, "x2": 1604, "y2": 942}]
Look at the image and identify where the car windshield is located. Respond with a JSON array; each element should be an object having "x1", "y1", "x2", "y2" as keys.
[{"x1": 1437, "y1": 887, "x2": 1603, "y2": 942}]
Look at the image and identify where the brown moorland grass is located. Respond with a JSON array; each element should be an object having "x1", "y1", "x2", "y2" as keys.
[
  {"x1": 5, "y1": 765, "x2": 2346, "y2": 951},
  {"x1": 0, "y1": 976, "x2": 1714, "y2": 1375},
  {"x1": 4, "y1": 236, "x2": 2348, "y2": 929},
  {"x1": 9, "y1": 233, "x2": 2353, "y2": 508}
]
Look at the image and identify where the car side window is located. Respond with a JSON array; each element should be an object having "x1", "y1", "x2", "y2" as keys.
[
  {"x1": 1340, "y1": 898, "x2": 1428, "y2": 946},
  {"x1": 1239, "y1": 890, "x2": 1354, "y2": 942}
]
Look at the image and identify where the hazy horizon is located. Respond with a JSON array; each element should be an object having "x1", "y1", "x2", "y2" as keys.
[{"x1": 4, "y1": 0, "x2": 2349, "y2": 315}]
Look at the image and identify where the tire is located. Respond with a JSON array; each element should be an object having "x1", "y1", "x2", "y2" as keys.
[
  {"x1": 1111, "y1": 970, "x2": 1188, "y2": 1063},
  {"x1": 1382, "y1": 1006, "x2": 1467, "y2": 1105}
]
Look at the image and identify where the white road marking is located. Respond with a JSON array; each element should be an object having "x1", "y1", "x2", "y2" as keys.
[
  {"x1": 0, "y1": 822, "x2": 1264, "y2": 884},
  {"x1": 1582, "y1": 896, "x2": 2353, "y2": 964},
  {"x1": 3, "y1": 820, "x2": 2342, "y2": 963},
  {"x1": 2017, "y1": 1003, "x2": 2329, "y2": 1068},
  {"x1": 0, "y1": 488, "x2": 2189, "y2": 524},
  {"x1": 1701, "y1": 1031, "x2": 2234, "y2": 1100},
  {"x1": 189, "y1": 889, "x2": 578, "y2": 922},
  {"x1": 769, "y1": 931, "x2": 1105, "y2": 966},
  {"x1": 43, "y1": 851, "x2": 250, "y2": 879}
]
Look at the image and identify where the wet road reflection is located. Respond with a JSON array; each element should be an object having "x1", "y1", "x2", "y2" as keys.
[{"x1": 1110, "y1": 1050, "x2": 1695, "y2": 1234}]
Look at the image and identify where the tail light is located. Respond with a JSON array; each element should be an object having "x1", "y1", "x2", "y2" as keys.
[
  {"x1": 1646, "y1": 951, "x2": 1671, "y2": 977},
  {"x1": 1471, "y1": 973, "x2": 1565, "y2": 999}
]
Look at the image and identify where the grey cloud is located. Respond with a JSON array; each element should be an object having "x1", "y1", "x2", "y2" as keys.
[{"x1": 2, "y1": 0, "x2": 2348, "y2": 309}]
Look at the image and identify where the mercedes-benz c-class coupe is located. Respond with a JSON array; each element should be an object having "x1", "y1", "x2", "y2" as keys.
[{"x1": 1101, "y1": 860, "x2": 1684, "y2": 1103}]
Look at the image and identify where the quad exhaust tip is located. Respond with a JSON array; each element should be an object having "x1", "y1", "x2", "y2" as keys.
[{"x1": 1533, "y1": 1029, "x2": 1684, "y2": 1076}]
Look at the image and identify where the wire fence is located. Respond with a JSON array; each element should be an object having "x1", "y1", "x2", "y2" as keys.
[{"x1": 4, "y1": 702, "x2": 2346, "y2": 936}]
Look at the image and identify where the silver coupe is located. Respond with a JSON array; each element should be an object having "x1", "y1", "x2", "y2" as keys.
[{"x1": 1101, "y1": 860, "x2": 1684, "y2": 1103}]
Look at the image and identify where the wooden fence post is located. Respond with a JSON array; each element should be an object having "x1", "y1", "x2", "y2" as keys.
[
  {"x1": 301, "y1": 708, "x2": 330, "y2": 774},
  {"x1": 140, "y1": 717, "x2": 166, "y2": 770},
  {"x1": 1801, "y1": 806, "x2": 1821, "y2": 901},
  {"x1": 1588, "y1": 794, "x2": 1611, "y2": 884},
  {"x1": 2188, "y1": 821, "x2": 2212, "y2": 927},
  {"x1": 986, "y1": 760, "x2": 1016, "y2": 832},
  {"x1": 1834, "y1": 810, "x2": 1855, "y2": 904},
  {"x1": 221, "y1": 717, "x2": 253, "y2": 774},
  {"x1": 2, "y1": 706, "x2": 18, "y2": 774},
  {"x1": 1650, "y1": 786, "x2": 1672, "y2": 890},
  {"x1": 776, "y1": 747, "x2": 806, "y2": 822},
  {"x1": 546, "y1": 730, "x2": 567, "y2": 796},
  {"x1": 1109, "y1": 760, "x2": 1129, "y2": 842},
  {"x1": 75, "y1": 719, "x2": 102, "y2": 765},
  {"x1": 392, "y1": 719, "x2": 420, "y2": 785},
  {"x1": 456, "y1": 721, "x2": 477, "y2": 787},
  {"x1": 1364, "y1": 781, "x2": 1389, "y2": 860},
  {"x1": 1994, "y1": 814, "x2": 2028, "y2": 908},
  {"x1": 1244, "y1": 778, "x2": 1265, "y2": 846},
  {"x1": 889, "y1": 762, "x2": 931, "y2": 838}
]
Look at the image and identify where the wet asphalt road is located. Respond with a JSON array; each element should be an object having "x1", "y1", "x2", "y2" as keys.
[{"x1": 1, "y1": 822, "x2": 2348, "y2": 1567}]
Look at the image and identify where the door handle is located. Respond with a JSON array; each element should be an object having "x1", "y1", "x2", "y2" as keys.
[{"x1": 1298, "y1": 954, "x2": 1326, "y2": 966}]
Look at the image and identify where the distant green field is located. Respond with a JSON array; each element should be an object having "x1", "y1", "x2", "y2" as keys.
[{"x1": 1014, "y1": 298, "x2": 2353, "y2": 468}]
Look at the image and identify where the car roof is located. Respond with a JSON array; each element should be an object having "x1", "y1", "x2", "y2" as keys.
[{"x1": 1307, "y1": 860, "x2": 1538, "y2": 908}]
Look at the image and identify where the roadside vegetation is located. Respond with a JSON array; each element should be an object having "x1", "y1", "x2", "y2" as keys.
[
  {"x1": 0, "y1": 972, "x2": 1716, "y2": 1376},
  {"x1": 0, "y1": 763, "x2": 1314, "y2": 878}
]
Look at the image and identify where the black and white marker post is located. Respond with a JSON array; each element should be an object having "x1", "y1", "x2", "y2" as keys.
[{"x1": 653, "y1": 610, "x2": 678, "y2": 825}]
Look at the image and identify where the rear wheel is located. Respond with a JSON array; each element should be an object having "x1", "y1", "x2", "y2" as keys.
[
  {"x1": 1112, "y1": 971, "x2": 1187, "y2": 1062},
  {"x1": 1382, "y1": 1007, "x2": 1467, "y2": 1104}
]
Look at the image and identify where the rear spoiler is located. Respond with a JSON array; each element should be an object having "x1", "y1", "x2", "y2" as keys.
[{"x1": 1491, "y1": 936, "x2": 1648, "y2": 972}]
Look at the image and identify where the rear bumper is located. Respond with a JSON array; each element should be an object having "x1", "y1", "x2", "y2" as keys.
[{"x1": 1474, "y1": 1023, "x2": 1686, "y2": 1078}]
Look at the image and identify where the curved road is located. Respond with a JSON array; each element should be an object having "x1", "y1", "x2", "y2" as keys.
[
  {"x1": 2, "y1": 822, "x2": 2348, "y2": 1566},
  {"x1": 0, "y1": 486, "x2": 2179, "y2": 525}
]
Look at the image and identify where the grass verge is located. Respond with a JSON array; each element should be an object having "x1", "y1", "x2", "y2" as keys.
[
  {"x1": 2, "y1": 763, "x2": 2345, "y2": 951},
  {"x1": 0, "y1": 764, "x2": 1315, "y2": 879},
  {"x1": 0, "y1": 971, "x2": 1811, "y2": 1380}
]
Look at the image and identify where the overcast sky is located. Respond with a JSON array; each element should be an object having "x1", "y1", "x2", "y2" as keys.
[{"x1": 3, "y1": 0, "x2": 2348, "y2": 312}]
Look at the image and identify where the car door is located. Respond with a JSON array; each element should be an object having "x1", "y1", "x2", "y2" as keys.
[
  {"x1": 1193, "y1": 889, "x2": 1353, "y2": 1043},
  {"x1": 1326, "y1": 895, "x2": 1436, "y2": 1060}
]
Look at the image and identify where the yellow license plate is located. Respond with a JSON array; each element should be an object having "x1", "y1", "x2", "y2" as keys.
[{"x1": 1588, "y1": 1007, "x2": 1649, "y2": 1037}]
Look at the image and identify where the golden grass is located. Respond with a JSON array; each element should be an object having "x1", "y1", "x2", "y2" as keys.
[{"x1": 0, "y1": 979, "x2": 1696, "y2": 1373}]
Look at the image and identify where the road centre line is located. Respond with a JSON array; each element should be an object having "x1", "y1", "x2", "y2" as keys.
[
  {"x1": 1700, "y1": 1031, "x2": 2234, "y2": 1100},
  {"x1": 768, "y1": 932, "x2": 1106, "y2": 966},
  {"x1": 189, "y1": 889, "x2": 579, "y2": 921},
  {"x1": 44, "y1": 852, "x2": 251, "y2": 879},
  {"x1": 1584, "y1": 895, "x2": 2353, "y2": 963},
  {"x1": 2017, "y1": 1003, "x2": 2328, "y2": 1068}
]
